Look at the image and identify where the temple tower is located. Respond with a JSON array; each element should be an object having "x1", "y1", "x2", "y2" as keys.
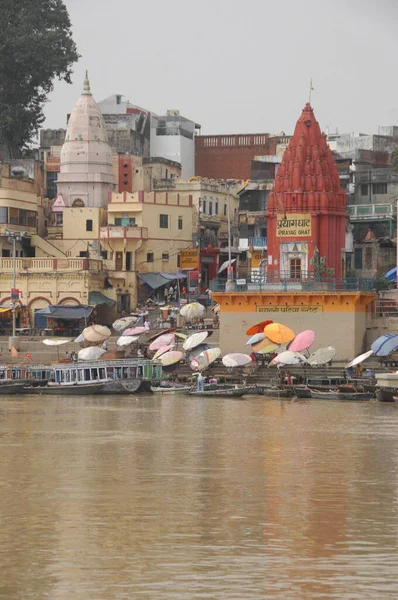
[
  {"x1": 57, "y1": 73, "x2": 114, "y2": 208},
  {"x1": 267, "y1": 103, "x2": 347, "y2": 279}
]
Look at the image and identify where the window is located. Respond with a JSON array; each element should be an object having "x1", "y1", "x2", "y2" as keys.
[
  {"x1": 9, "y1": 207, "x2": 18, "y2": 225},
  {"x1": 162, "y1": 252, "x2": 169, "y2": 260},
  {"x1": 159, "y1": 214, "x2": 169, "y2": 228},
  {"x1": 372, "y1": 182, "x2": 387, "y2": 194},
  {"x1": 209, "y1": 201, "x2": 213, "y2": 216},
  {"x1": 27, "y1": 211, "x2": 36, "y2": 227},
  {"x1": 54, "y1": 213, "x2": 63, "y2": 226},
  {"x1": 202, "y1": 199, "x2": 206, "y2": 214},
  {"x1": 224, "y1": 204, "x2": 227, "y2": 216},
  {"x1": 86, "y1": 219, "x2": 93, "y2": 232},
  {"x1": 72, "y1": 198, "x2": 84, "y2": 207},
  {"x1": 147, "y1": 252, "x2": 154, "y2": 262},
  {"x1": 115, "y1": 217, "x2": 136, "y2": 226},
  {"x1": 215, "y1": 201, "x2": 219, "y2": 215},
  {"x1": 178, "y1": 217, "x2": 183, "y2": 230},
  {"x1": 361, "y1": 184, "x2": 368, "y2": 196},
  {"x1": 354, "y1": 247, "x2": 363, "y2": 270},
  {"x1": 0, "y1": 207, "x2": 7, "y2": 223},
  {"x1": 101, "y1": 250, "x2": 108, "y2": 260},
  {"x1": 79, "y1": 250, "x2": 88, "y2": 258},
  {"x1": 365, "y1": 246, "x2": 372, "y2": 269}
]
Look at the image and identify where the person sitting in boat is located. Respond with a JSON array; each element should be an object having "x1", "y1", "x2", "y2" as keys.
[{"x1": 197, "y1": 372, "x2": 205, "y2": 391}]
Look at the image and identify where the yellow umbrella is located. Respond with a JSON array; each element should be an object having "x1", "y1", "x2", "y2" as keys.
[{"x1": 264, "y1": 323, "x2": 295, "y2": 345}]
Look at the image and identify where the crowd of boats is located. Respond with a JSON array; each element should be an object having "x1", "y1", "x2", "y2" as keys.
[{"x1": 1, "y1": 357, "x2": 396, "y2": 402}]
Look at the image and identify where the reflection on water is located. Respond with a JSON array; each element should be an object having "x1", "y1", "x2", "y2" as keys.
[{"x1": 0, "y1": 395, "x2": 398, "y2": 599}]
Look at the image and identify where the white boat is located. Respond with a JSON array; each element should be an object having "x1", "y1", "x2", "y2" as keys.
[{"x1": 24, "y1": 358, "x2": 163, "y2": 395}]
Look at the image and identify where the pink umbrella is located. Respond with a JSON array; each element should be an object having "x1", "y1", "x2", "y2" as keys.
[
  {"x1": 152, "y1": 344, "x2": 175, "y2": 360},
  {"x1": 149, "y1": 333, "x2": 175, "y2": 351},
  {"x1": 122, "y1": 326, "x2": 147, "y2": 336},
  {"x1": 288, "y1": 330, "x2": 316, "y2": 352}
]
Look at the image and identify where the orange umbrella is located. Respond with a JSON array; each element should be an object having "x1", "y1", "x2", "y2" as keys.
[
  {"x1": 264, "y1": 322, "x2": 295, "y2": 345},
  {"x1": 246, "y1": 320, "x2": 273, "y2": 336},
  {"x1": 252, "y1": 337, "x2": 275, "y2": 353}
]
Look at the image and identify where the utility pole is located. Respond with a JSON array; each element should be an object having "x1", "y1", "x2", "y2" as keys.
[
  {"x1": 5, "y1": 229, "x2": 27, "y2": 349},
  {"x1": 225, "y1": 180, "x2": 236, "y2": 291}
]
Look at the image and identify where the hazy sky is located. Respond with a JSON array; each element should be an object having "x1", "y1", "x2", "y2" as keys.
[{"x1": 44, "y1": 0, "x2": 398, "y2": 136}]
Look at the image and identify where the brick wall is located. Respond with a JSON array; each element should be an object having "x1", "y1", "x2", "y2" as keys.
[{"x1": 195, "y1": 133, "x2": 280, "y2": 180}]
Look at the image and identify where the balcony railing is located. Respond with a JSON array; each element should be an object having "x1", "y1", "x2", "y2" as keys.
[
  {"x1": 100, "y1": 226, "x2": 148, "y2": 240},
  {"x1": 0, "y1": 257, "x2": 103, "y2": 273},
  {"x1": 152, "y1": 178, "x2": 176, "y2": 190},
  {"x1": 347, "y1": 203, "x2": 394, "y2": 220},
  {"x1": 248, "y1": 236, "x2": 267, "y2": 247},
  {"x1": 209, "y1": 272, "x2": 374, "y2": 293}
]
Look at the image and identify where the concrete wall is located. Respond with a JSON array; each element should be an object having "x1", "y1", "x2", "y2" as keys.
[{"x1": 211, "y1": 291, "x2": 374, "y2": 362}]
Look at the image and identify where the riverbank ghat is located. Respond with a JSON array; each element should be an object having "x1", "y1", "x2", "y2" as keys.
[{"x1": 211, "y1": 282, "x2": 375, "y2": 361}]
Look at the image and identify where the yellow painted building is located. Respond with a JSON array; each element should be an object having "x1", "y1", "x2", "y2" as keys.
[{"x1": 211, "y1": 289, "x2": 375, "y2": 361}]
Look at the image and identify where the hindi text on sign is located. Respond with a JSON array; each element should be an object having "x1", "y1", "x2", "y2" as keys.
[{"x1": 276, "y1": 213, "x2": 312, "y2": 237}]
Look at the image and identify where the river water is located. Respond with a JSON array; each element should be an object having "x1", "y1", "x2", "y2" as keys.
[{"x1": 0, "y1": 394, "x2": 398, "y2": 599}]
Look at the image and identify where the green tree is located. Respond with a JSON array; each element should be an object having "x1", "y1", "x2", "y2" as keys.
[
  {"x1": 0, "y1": 0, "x2": 79, "y2": 158},
  {"x1": 392, "y1": 148, "x2": 398, "y2": 171}
]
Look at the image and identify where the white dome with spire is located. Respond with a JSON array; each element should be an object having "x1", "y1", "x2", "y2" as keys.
[{"x1": 57, "y1": 72, "x2": 114, "y2": 209}]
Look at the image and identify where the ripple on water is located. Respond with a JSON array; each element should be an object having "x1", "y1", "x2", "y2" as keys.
[{"x1": 0, "y1": 395, "x2": 398, "y2": 599}]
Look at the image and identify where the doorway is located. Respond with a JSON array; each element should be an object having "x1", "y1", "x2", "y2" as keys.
[{"x1": 290, "y1": 258, "x2": 302, "y2": 280}]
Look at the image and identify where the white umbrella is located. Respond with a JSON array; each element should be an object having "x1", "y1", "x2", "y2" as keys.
[
  {"x1": 183, "y1": 331, "x2": 209, "y2": 351},
  {"x1": 82, "y1": 325, "x2": 111, "y2": 343},
  {"x1": 180, "y1": 302, "x2": 205, "y2": 322},
  {"x1": 153, "y1": 344, "x2": 175, "y2": 360},
  {"x1": 74, "y1": 333, "x2": 84, "y2": 343},
  {"x1": 272, "y1": 350, "x2": 307, "y2": 366},
  {"x1": 308, "y1": 346, "x2": 336, "y2": 366},
  {"x1": 218, "y1": 258, "x2": 236, "y2": 274},
  {"x1": 191, "y1": 347, "x2": 221, "y2": 371},
  {"x1": 116, "y1": 335, "x2": 140, "y2": 347},
  {"x1": 42, "y1": 338, "x2": 71, "y2": 346},
  {"x1": 346, "y1": 350, "x2": 373, "y2": 369},
  {"x1": 246, "y1": 333, "x2": 265, "y2": 346},
  {"x1": 112, "y1": 316, "x2": 137, "y2": 332},
  {"x1": 78, "y1": 347, "x2": 107, "y2": 361},
  {"x1": 222, "y1": 353, "x2": 253, "y2": 367}
]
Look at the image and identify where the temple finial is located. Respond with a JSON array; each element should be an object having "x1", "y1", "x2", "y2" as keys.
[
  {"x1": 309, "y1": 78, "x2": 315, "y2": 104},
  {"x1": 83, "y1": 70, "x2": 91, "y2": 96}
]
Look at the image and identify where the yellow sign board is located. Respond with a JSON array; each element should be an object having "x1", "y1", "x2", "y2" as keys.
[
  {"x1": 256, "y1": 305, "x2": 323, "y2": 314},
  {"x1": 180, "y1": 249, "x2": 199, "y2": 269},
  {"x1": 276, "y1": 213, "x2": 311, "y2": 237},
  {"x1": 251, "y1": 251, "x2": 266, "y2": 268}
]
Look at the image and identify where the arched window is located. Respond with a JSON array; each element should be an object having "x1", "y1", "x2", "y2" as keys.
[{"x1": 72, "y1": 198, "x2": 85, "y2": 207}]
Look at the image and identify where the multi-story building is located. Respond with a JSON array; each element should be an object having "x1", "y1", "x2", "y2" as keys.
[
  {"x1": 195, "y1": 133, "x2": 290, "y2": 180},
  {"x1": 100, "y1": 190, "x2": 195, "y2": 308},
  {"x1": 154, "y1": 177, "x2": 241, "y2": 290},
  {"x1": 150, "y1": 110, "x2": 200, "y2": 178}
]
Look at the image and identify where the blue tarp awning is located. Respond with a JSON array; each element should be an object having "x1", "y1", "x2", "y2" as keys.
[
  {"x1": 88, "y1": 291, "x2": 115, "y2": 307},
  {"x1": 385, "y1": 267, "x2": 397, "y2": 282},
  {"x1": 36, "y1": 305, "x2": 94, "y2": 320},
  {"x1": 138, "y1": 273, "x2": 170, "y2": 289},
  {"x1": 371, "y1": 333, "x2": 398, "y2": 356}
]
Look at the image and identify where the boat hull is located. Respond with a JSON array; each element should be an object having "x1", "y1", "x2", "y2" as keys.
[
  {"x1": 189, "y1": 388, "x2": 248, "y2": 398},
  {"x1": 24, "y1": 382, "x2": 107, "y2": 396},
  {"x1": 309, "y1": 390, "x2": 373, "y2": 401},
  {"x1": 0, "y1": 382, "x2": 28, "y2": 394},
  {"x1": 150, "y1": 386, "x2": 192, "y2": 395},
  {"x1": 376, "y1": 388, "x2": 397, "y2": 402},
  {"x1": 261, "y1": 387, "x2": 293, "y2": 398}
]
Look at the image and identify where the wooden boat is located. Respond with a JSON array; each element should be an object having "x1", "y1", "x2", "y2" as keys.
[
  {"x1": 294, "y1": 386, "x2": 312, "y2": 398},
  {"x1": 0, "y1": 381, "x2": 29, "y2": 394},
  {"x1": 261, "y1": 387, "x2": 293, "y2": 398},
  {"x1": 24, "y1": 380, "x2": 110, "y2": 396},
  {"x1": 189, "y1": 387, "x2": 248, "y2": 398},
  {"x1": 308, "y1": 389, "x2": 373, "y2": 401},
  {"x1": 150, "y1": 385, "x2": 192, "y2": 395},
  {"x1": 375, "y1": 388, "x2": 397, "y2": 403}
]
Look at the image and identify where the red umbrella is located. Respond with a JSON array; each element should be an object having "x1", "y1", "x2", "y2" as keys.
[{"x1": 246, "y1": 320, "x2": 273, "y2": 336}]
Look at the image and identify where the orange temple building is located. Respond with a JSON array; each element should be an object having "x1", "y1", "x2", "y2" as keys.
[
  {"x1": 211, "y1": 102, "x2": 375, "y2": 360},
  {"x1": 266, "y1": 103, "x2": 347, "y2": 280}
]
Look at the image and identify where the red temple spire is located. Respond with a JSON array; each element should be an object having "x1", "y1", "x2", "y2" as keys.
[{"x1": 267, "y1": 103, "x2": 347, "y2": 279}]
